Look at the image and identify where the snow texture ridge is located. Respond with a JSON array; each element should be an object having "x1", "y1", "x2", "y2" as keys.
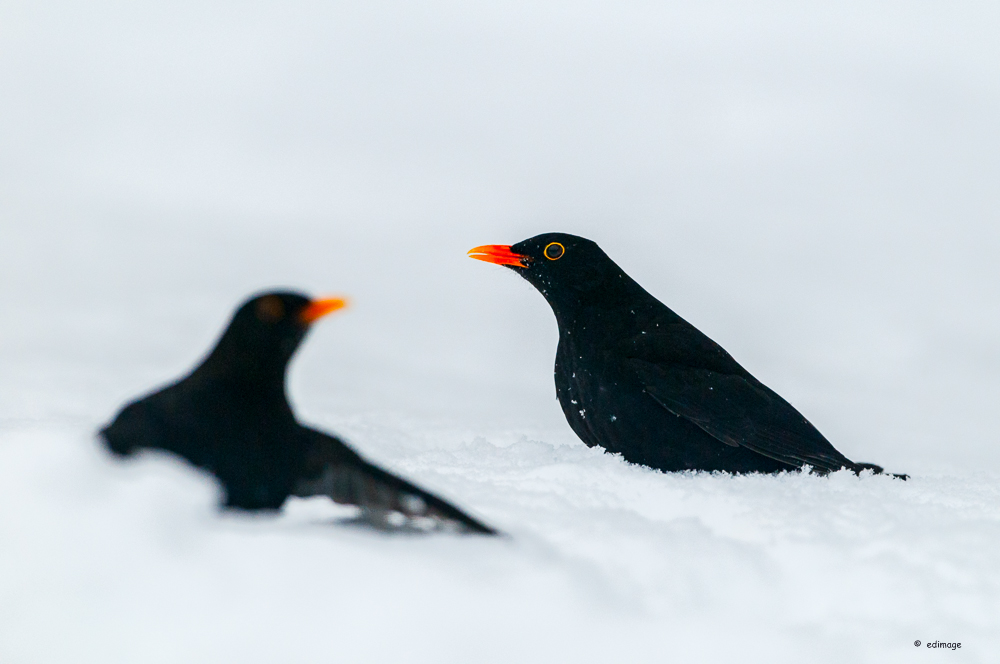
[{"x1": 2, "y1": 423, "x2": 998, "y2": 663}]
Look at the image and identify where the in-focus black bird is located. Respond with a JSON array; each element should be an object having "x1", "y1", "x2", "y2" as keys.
[
  {"x1": 101, "y1": 291, "x2": 497, "y2": 534},
  {"x1": 470, "y1": 233, "x2": 902, "y2": 478}
]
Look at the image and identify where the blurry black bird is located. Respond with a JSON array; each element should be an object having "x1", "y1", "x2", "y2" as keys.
[
  {"x1": 470, "y1": 233, "x2": 903, "y2": 478},
  {"x1": 101, "y1": 291, "x2": 497, "y2": 534}
]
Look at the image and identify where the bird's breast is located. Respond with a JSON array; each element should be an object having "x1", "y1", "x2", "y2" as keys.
[{"x1": 554, "y1": 331, "x2": 637, "y2": 450}]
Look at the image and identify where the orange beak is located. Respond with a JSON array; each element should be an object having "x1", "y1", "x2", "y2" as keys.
[
  {"x1": 467, "y1": 245, "x2": 529, "y2": 268},
  {"x1": 298, "y1": 297, "x2": 349, "y2": 325}
]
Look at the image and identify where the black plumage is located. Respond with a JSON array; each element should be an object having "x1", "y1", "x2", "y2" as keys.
[
  {"x1": 101, "y1": 291, "x2": 497, "y2": 534},
  {"x1": 470, "y1": 233, "x2": 902, "y2": 478}
]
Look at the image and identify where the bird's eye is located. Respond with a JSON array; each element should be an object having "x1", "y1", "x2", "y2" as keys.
[
  {"x1": 544, "y1": 242, "x2": 565, "y2": 260},
  {"x1": 255, "y1": 296, "x2": 285, "y2": 323}
]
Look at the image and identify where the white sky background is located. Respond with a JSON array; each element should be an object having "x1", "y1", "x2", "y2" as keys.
[
  {"x1": 4, "y1": 1, "x2": 1000, "y2": 472},
  {"x1": 3, "y1": 2, "x2": 1000, "y2": 661}
]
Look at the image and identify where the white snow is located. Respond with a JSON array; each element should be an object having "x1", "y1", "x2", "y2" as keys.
[{"x1": 3, "y1": 1, "x2": 1000, "y2": 662}]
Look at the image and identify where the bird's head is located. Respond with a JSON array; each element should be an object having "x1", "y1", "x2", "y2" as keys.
[
  {"x1": 469, "y1": 233, "x2": 629, "y2": 315},
  {"x1": 203, "y1": 291, "x2": 348, "y2": 382}
]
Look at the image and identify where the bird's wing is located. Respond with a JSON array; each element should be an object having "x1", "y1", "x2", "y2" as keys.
[
  {"x1": 292, "y1": 427, "x2": 497, "y2": 535},
  {"x1": 626, "y1": 358, "x2": 854, "y2": 473}
]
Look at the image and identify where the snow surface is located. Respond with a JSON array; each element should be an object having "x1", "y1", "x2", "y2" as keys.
[{"x1": 3, "y1": 1, "x2": 1000, "y2": 662}]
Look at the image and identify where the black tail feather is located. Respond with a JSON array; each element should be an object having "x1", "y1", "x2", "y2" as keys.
[
  {"x1": 294, "y1": 428, "x2": 498, "y2": 535},
  {"x1": 295, "y1": 460, "x2": 498, "y2": 534},
  {"x1": 850, "y1": 461, "x2": 909, "y2": 481}
]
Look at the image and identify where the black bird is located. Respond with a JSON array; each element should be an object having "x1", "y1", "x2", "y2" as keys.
[
  {"x1": 101, "y1": 291, "x2": 497, "y2": 534},
  {"x1": 470, "y1": 233, "x2": 901, "y2": 478}
]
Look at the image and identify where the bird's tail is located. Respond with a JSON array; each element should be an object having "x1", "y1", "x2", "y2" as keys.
[
  {"x1": 850, "y1": 461, "x2": 909, "y2": 481},
  {"x1": 295, "y1": 457, "x2": 497, "y2": 534},
  {"x1": 294, "y1": 427, "x2": 498, "y2": 534}
]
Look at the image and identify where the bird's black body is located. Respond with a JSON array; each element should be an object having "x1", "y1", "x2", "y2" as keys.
[
  {"x1": 472, "y1": 233, "x2": 900, "y2": 477},
  {"x1": 101, "y1": 291, "x2": 497, "y2": 533}
]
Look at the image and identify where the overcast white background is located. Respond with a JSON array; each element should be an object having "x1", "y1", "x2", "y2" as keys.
[{"x1": 2, "y1": 2, "x2": 999, "y2": 662}]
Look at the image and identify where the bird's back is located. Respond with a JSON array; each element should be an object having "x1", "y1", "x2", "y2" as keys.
[
  {"x1": 101, "y1": 375, "x2": 304, "y2": 509},
  {"x1": 552, "y1": 295, "x2": 812, "y2": 473}
]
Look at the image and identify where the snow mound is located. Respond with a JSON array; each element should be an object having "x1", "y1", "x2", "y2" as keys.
[{"x1": 2, "y1": 422, "x2": 997, "y2": 663}]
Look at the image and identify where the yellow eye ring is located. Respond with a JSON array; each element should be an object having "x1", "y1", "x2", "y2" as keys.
[{"x1": 544, "y1": 242, "x2": 565, "y2": 260}]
